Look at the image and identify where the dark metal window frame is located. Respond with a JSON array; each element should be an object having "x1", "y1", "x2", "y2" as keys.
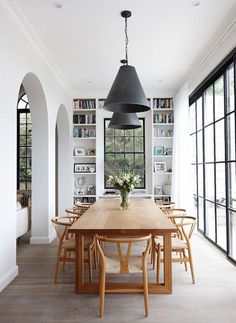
[
  {"x1": 104, "y1": 118, "x2": 146, "y2": 189},
  {"x1": 189, "y1": 48, "x2": 236, "y2": 264},
  {"x1": 17, "y1": 94, "x2": 32, "y2": 190}
]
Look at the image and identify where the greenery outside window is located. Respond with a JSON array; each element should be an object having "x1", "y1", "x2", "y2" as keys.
[
  {"x1": 104, "y1": 118, "x2": 145, "y2": 188},
  {"x1": 17, "y1": 93, "x2": 32, "y2": 190}
]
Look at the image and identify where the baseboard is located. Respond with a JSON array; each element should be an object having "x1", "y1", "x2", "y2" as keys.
[
  {"x1": 0, "y1": 265, "x2": 18, "y2": 292},
  {"x1": 30, "y1": 231, "x2": 56, "y2": 244}
]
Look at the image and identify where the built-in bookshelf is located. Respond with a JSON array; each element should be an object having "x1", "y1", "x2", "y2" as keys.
[
  {"x1": 72, "y1": 98, "x2": 97, "y2": 204},
  {"x1": 152, "y1": 98, "x2": 174, "y2": 202}
]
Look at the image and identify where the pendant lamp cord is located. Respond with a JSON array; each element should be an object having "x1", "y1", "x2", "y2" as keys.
[{"x1": 125, "y1": 17, "x2": 129, "y2": 65}]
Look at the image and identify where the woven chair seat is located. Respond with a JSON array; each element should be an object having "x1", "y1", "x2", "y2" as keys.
[
  {"x1": 155, "y1": 236, "x2": 187, "y2": 249},
  {"x1": 104, "y1": 255, "x2": 143, "y2": 274}
]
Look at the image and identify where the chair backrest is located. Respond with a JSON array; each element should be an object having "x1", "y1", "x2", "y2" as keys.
[
  {"x1": 168, "y1": 215, "x2": 197, "y2": 243},
  {"x1": 95, "y1": 235, "x2": 152, "y2": 274},
  {"x1": 163, "y1": 208, "x2": 186, "y2": 216},
  {"x1": 65, "y1": 207, "x2": 84, "y2": 218},
  {"x1": 51, "y1": 216, "x2": 78, "y2": 243}
]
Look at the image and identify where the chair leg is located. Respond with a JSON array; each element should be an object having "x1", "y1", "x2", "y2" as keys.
[
  {"x1": 54, "y1": 246, "x2": 62, "y2": 283},
  {"x1": 100, "y1": 269, "x2": 106, "y2": 318},
  {"x1": 152, "y1": 237, "x2": 156, "y2": 269},
  {"x1": 156, "y1": 244, "x2": 161, "y2": 284},
  {"x1": 88, "y1": 244, "x2": 93, "y2": 283},
  {"x1": 143, "y1": 265, "x2": 149, "y2": 317},
  {"x1": 93, "y1": 245, "x2": 97, "y2": 270},
  {"x1": 188, "y1": 247, "x2": 195, "y2": 284},
  {"x1": 182, "y1": 249, "x2": 188, "y2": 271},
  {"x1": 63, "y1": 249, "x2": 67, "y2": 272}
]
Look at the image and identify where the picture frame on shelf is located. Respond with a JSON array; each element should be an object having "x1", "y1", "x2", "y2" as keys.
[
  {"x1": 154, "y1": 161, "x2": 167, "y2": 173},
  {"x1": 154, "y1": 186, "x2": 162, "y2": 195},
  {"x1": 74, "y1": 163, "x2": 96, "y2": 173},
  {"x1": 74, "y1": 147, "x2": 85, "y2": 156},
  {"x1": 154, "y1": 146, "x2": 164, "y2": 156},
  {"x1": 87, "y1": 148, "x2": 96, "y2": 156}
]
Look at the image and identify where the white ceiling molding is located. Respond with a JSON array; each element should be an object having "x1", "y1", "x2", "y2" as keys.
[{"x1": 4, "y1": 0, "x2": 72, "y2": 96}]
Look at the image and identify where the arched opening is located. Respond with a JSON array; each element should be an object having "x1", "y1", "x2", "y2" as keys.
[
  {"x1": 19, "y1": 73, "x2": 51, "y2": 244},
  {"x1": 55, "y1": 105, "x2": 71, "y2": 216}
]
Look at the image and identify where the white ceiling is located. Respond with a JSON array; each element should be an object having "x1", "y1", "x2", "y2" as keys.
[{"x1": 11, "y1": 0, "x2": 236, "y2": 94}]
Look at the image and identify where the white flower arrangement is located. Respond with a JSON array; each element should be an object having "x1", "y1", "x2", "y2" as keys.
[{"x1": 107, "y1": 171, "x2": 140, "y2": 193}]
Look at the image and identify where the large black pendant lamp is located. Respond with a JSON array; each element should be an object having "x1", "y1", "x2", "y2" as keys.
[
  {"x1": 108, "y1": 112, "x2": 141, "y2": 129},
  {"x1": 103, "y1": 10, "x2": 150, "y2": 114}
]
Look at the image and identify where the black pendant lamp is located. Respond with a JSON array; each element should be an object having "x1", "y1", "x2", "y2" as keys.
[
  {"x1": 108, "y1": 112, "x2": 141, "y2": 129},
  {"x1": 103, "y1": 10, "x2": 150, "y2": 113}
]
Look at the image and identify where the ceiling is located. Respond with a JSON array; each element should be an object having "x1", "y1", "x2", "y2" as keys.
[{"x1": 10, "y1": 0, "x2": 236, "y2": 94}]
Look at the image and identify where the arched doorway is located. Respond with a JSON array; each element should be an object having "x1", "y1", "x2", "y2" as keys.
[{"x1": 20, "y1": 73, "x2": 50, "y2": 243}]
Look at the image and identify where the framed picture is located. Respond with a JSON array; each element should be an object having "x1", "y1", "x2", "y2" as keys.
[
  {"x1": 74, "y1": 163, "x2": 96, "y2": 173},
  {"x1": 87, "y1": 148, "x2": 96, "y2": 156},
  {"x1": 154, "y1": 186, "x2": 162, "y2": 195},
  {"x1": 154, "y1": 146, "x2": 164, "y2": 156},
  {"x1": 154, "y1": 161, "x2": 166, "y2": 173},
  {"x1": 74, "y1": 147, "x2": 85, "y2": 156}
]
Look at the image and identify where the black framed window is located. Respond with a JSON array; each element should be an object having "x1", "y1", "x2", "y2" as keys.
[
  {"x1": 17, "y1": 93, "x2": 32, "y2": 190},
  {"x1": 104, "y1": 118, "x2": 145, "y2": 188},
  {"x1": 189, "y1": 48, "x2": 236, "y2": 263}
]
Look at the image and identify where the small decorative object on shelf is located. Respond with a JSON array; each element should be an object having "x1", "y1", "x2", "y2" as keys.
[
  {"x1": 154, "y1": 146, "x2": 164, "y2": 156},
  {"x1": 107, "y1": 171, "x2": 140, "y2": 210},
  {"x1": 154, "y1": 161, "x2": 167, "y2": 173},
  {"x1": 74, "y1": 163, "x2": 96, "y2": 173}
]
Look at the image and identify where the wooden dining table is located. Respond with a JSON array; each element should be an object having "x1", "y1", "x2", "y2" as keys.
[{"x1": 69, "y1": 198, "x2": 177, "y2": 294}]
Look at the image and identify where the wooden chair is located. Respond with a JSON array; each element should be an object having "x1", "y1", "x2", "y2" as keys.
[
  {"x1": 154, "y1": 215, "x2": 197, "y2": 284},
  {"x1": 51, "y1": 216, "x2": 96, "y2": 283},
  {"x1": 95, "y1": 234, "x2": 152, "y2": 317},
  {"x1": 162, "y1": 208, "x2": 186, "y2": 216}
]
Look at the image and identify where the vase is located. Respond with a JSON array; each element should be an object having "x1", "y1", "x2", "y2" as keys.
[{"x1": 120, "y1": 190, "x2": 129, "y2": 210}]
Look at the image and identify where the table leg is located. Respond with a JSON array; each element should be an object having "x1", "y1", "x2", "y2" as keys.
[
  {"x1": 163, "y1": 232, "x2": 172, "y2": 293},
  {"x1": 75, "y1": 233, "x2": 84, "y2": 292}
]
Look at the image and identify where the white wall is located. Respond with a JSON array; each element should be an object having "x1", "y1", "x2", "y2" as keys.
[
  {"x1": 172, "y1": 83, "x2": 193, "y2": 212},
  {"x1": 0, "y1": 1, "x2": 71, "y2": 291}
]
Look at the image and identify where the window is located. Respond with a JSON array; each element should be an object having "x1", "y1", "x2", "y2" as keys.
[
  {"x1": 17, "y1": 93, "x2": 32, "y2": 190},
  {"x1": 104, "y1": 118, "x2": 145, "y2": 188},
  {"x1": 189, "y1": 50, "x2": 236, "y2": 263}
]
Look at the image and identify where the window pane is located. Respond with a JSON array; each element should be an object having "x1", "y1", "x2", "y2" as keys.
[
  {"x1": 124, "y1": 154, "x2": 134, "y2": 169},
  {"x1": 215, "y1": 120, "x2": 225, "y2": 161},
  {"x1": 198, "y1": 164, "x2": 203, "y2": 197},
  {"x1": 204, "y1": 85, "x2": 214, "y2": 126},
  {"x1": 229, "y1": 210, "x2": 236, "y2": 261},
  {"x1": 214, "y1": 76, "x2": 224, "y2": 121},
  {"x1": 227, "y1": 113, "x2": 235, "y2": 161},
  {"x1": 228, "y1": 162, "x2": 236, "y2": 210},
  {"x1": 115, "y1": 137, "x2": 125, "y2": 152},
  {"x1": 216, "y1": 163, "x2": 226, "y2": 205},
  {"x1": 197, "y1": 98, "x2": 202, "y2": 130},
  {"x1": 125, "y1": 137, "x2": 134, "y2": 152},
  {"x1": 191, "y1": 165, "x2": 197, "y2": 195},
  {"x1": 204, "y1": 125, "x2": 214, "y2": 162},
  {"x1": 191, "y1": 134, "x2": 196, "y2": 163},
  {"x1": 216, "y1": 205, "x2": 227, "y2": 250},
  {"x1": 135, "y1": 137, "x2": 143, "y2": 152},
  {"x1": 19, "y1": 125, "x2": 26, "y2": 135},
  {"x1": 105, "y1": 137, "x2": 114, "y2": 152},
  {"x1": 205, "y1": 164, "x2": 214, "y2": 201},
  {"x1": 189, "y1": 103, "x2": 196, "y2": 133},
  {"x1": 197, "y1": 131, "x2": 203, "y2": 163},
  {"x1": 198, "y1": 197, "x2": 204, "y2": 231},
  {"x1": 27, "y1": 124, "x2": 32, "y2": 135},
  {"x1": 205, "y1": 201, "x2": 216, "y2": 242},
  {"x1": 226, "y1": 63, "x2": 234, "y2": 113},
  {"x1": 20, "y1": 147, "x2": 26, "y2": 157}
]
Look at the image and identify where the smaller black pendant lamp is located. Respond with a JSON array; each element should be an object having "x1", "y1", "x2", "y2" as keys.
[
  {"x1": 103, "y1": 10, "x2": 150, "y2": 114},
  {"x1": 108, "y1": 112, "x2": 141, "y2": 129}
]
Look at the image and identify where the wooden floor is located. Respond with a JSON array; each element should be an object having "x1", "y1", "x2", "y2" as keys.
[{"x1": 0, "y1": 233, "x2": 236, "y2": 322}]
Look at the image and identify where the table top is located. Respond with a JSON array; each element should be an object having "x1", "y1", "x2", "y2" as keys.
[{"x1": 69, "y1": 198, "x2": 177, "y2": 235}]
